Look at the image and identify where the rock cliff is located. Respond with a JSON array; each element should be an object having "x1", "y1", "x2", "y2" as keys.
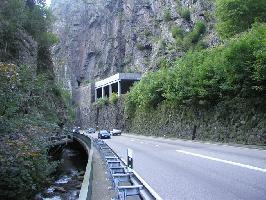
[{"x1": 51, "y1": 0, "x2": 218, "y2": 90}]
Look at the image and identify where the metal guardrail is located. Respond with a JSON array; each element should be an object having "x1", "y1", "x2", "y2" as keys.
[
  {"x1": 73, "y1": 134, "x2": 93, "y2": 200},
  {"x1": 93, "y1": 138, "x2": 162, "y2": 200}
]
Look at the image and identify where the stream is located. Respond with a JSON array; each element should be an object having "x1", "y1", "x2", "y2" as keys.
[{"x1": 35, "y1": 140, "x2": 88, "y2": 200}]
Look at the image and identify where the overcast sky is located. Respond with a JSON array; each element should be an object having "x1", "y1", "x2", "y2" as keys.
[{"x1": 46, "y1": 0, "x2": 51, "y2": 6}]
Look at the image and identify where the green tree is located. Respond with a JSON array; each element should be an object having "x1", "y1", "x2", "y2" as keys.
[
  {"x1": 216, "y1": 0, "x2": 266, "y2": 38},
  {"x1": 126, "y1": 23, "x2": 266, "y2": 113}
]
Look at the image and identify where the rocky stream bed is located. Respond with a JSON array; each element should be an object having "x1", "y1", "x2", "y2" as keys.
[{"x1": 35, "y1": 141, "x2": 88, "y2": 200}]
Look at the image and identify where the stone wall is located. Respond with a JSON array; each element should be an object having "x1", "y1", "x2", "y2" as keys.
[
  {"x1": 131, "y1": 98, "x2": 266, "y2": 145},
  {"x1": 81, "y1": 97, "x2": 126, "y2": 130},
  {"x1": 82, "y1": 96, "x2": 266, "y2": 145}
]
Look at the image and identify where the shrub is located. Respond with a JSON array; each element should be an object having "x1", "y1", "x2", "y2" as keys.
[
  {"x1": 96, "y1": 97, "x2": 109, "y2": 107},
  {"x1": 0, "y1": 137, "x2": 58, "y2": 200},
  {"x1": 0, "y1": 63, "x2": 67, "y2": 199},
  {"x1": 126, "y1": 68, "x2": 170, "y2": 113},
  {"x1": 180, "y1": 8, "x2": 191, "y2": 21},
  {"x1": 109, "y1": 93, "x2": 118, "y2": 104},
  {"x1": 189, "y1": 21, "x2": 206, "y2": 44},
  {"x1": 163, "y1": 9, "x2": 172, "y2": 21},
  {"x1": 216, "y1": 0, "x2": 266, "y2": 38},
  {"x1": 174, "y1": 21, "x2": 206, "y2": 51},
  {"x1": 158, "y1": 57, "x2": 170, "y2": 69},
  {"x1": 143, "y1": 29, "x2": 152, "y2": 37},
  {"x1": 136, "y1": 43, "x2": 146, "y2": 51},
  {"x1": 171, "y1": 26, "x2": 184, "y2": 39},
  {"x1": 126, "y1": 23, "x2": 266, "y2": 114}
]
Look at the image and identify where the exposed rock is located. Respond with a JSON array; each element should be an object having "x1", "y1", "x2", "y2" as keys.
[
  {"x1": 79, "y1": 170, "x2": 85, "y2": 176},
  {"x1": 77, "y1": 176, "x2": 84, "y2": 181},
  {"x1": 33, "y1": 194, "x2": 42, "y2": 200},
  {"x1": 86, "y1": 97, "x2": 266, "y2": 145},
  {"x1": 51, "y1": 0, "x2": 218, "y2": 89},
  {"x1": 51, "y1": 0, "x2": 219, "y2": 127},
  {"x1": 54, "y1": 186, "x2": 67, "y2": 193},
  {"x1": 0, "y1": 22, "x2": 38, "y2": 68},
  {"x1": 75, "y1": 184, "x2": 82, "y2": 189}
]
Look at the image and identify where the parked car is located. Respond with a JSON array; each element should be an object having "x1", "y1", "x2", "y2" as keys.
[
  {"x1": 72, "y1": 126, "x2": 80, "y2": 134},
  {"x1": 110, "y1": 129, "x2": 122, "y2": 136},
  {"x1": 87, "y1": 128, "x2": 96, "y2": 134},
  {"x1": 98, "y1": 130, "x2": 111, "y2": 139}
]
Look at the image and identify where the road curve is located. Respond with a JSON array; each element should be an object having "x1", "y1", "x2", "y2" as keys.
[{"x1": 91, "y1": 133, "x2": 266, "y2": 200}]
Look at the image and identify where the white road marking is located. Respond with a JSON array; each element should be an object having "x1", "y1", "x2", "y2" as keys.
[
  {"x1": 155, "y1": 145, "x2": 159, "y2": 147},
  {"x1": 176, "y1": 150, "x2": 266, "y2": 173},
  {"x1": 130, "y1": 139, "x2": 135, "y2": 142},
  {"x1": 140, "y1": 141, "x2": 144, "y2": 144}
]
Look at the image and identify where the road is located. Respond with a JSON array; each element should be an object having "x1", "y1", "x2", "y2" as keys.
[{"x1": 90, "y1": 133, "x2": 266, "y2": 200}]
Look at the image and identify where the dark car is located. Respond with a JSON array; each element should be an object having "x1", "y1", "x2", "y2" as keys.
[
  {"x1": 72, "y1": 127, "x2": 80, "y2": 134},
  {"x1": 98, "y1": 130, "x2": 111, "y2": 139}
]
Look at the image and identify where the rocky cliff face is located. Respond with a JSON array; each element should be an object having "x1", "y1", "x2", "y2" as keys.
[
  {"x1": 0, "y1": 22, "x2": 37, "y2": 68},
  {"x1": 51, "y1": 0, "x2": 218, "y2": 91}
]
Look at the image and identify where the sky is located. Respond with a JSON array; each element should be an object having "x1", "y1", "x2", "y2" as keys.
[{"x1": 46, "y1": 0, "x2": 51, "y2": 6}]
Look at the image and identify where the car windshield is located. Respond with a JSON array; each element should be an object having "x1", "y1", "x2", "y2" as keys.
[{"x1": 100, "y1": 130, "x2": 109, "y2": 134}]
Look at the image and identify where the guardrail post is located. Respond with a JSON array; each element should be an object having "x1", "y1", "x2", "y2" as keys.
[{"x1": 127, "y1": 148, "x2": 133, "y2": 170}]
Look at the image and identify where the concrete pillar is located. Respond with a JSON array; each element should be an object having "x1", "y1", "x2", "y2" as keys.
[
  {"x1": 102, "y1": 87, "x2": 105, "y2": 98},
  {"x1": 109, "y1": 84, "x2": 112, "y2": 96},
  {"x1": 118, "y1": 81, "x2": 121, "y2": 96}
]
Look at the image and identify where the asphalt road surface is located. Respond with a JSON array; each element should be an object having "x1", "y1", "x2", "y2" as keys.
[{"x1": 90, "y1": 133, "x2": 266, "y2": 200}]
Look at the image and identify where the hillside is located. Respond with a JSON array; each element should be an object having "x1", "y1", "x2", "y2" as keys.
[
  {"x1": 51, "y1": 0, "x2": 218, "y2": 89},
  {"x1": 50, "y1": 0, "x2": 266, "y2": 145},
  {"x1": 0, "y1": 1, "x2": 74, "y2": 199}
]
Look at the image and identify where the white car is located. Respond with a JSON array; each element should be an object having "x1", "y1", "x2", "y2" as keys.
[{"x1": 110, "y1": 129, "x2": 122, "y2": 136}]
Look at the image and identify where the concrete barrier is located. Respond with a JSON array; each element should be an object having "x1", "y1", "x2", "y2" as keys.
[{"x1": 73, "y1": 134, "x2": 94, "y2": 200}]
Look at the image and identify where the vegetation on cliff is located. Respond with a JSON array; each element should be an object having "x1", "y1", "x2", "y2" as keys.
[
  {"x1": 125, "y1": 0, "x2": 266, "y2": 144},
  {"x1": 0, "y1": 1, "x2": 74, "y2": 199},
  {"x1": 216, "y1": 0, "x2": 266, "y2": 38},
  {"x1": 127, "y1": 23, "x2": 266, "y2": 113}
]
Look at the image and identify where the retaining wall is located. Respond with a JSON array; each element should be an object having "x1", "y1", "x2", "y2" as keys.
[{"x1": 80, "y1": 97, "x2": 266, "y2": 145}]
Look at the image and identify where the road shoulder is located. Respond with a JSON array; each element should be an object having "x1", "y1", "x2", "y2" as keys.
[
  {"x1": 91, "y1": 146, "x2": 115, "y2": 200},
  {"x1": 123, "y1": 133, "x2": 266, "y2": 150}
]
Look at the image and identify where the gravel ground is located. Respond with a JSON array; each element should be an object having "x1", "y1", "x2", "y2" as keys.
[{"x1": 91, "y1": 146, "x2": 115, "y2": 200}]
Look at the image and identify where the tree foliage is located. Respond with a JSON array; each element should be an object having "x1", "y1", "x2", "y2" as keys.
[
  {"x1": 109, "y1": 93, "x2": 119, "y2": 104},
  {"x1": 216, "y1": 0, "x2": 266, "y2": 38},
  {"x1": 0, "y1": 0, "x2": 58, "y2": 61},
  {"x1": 126, "y1": 23, "x2": 266, "y2": 116},
  {"x1": 0, "y1": 63, "x2": 71, "y2": 199},
  {"x1": 0, "y1": 1, "x2": 70, "y2": 199},
  {"x1": 171, "y1": 21, "x2": 206, "y2": 52}
]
